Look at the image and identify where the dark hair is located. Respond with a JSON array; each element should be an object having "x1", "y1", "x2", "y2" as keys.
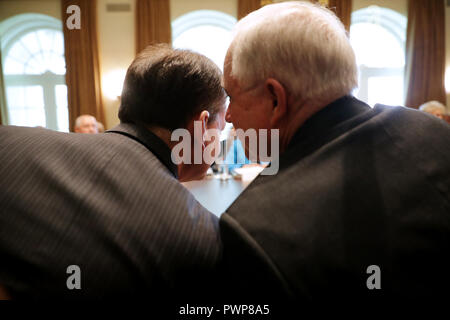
[{"x1": 119, "y1": 44, "x2": 225, "y2": 130}]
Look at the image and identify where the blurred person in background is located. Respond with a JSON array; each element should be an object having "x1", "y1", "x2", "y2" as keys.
[
  {"x1": 73, "y1": 114, "x2": 99, "y2": 134},
  {"x1": 419, "y1": 100, "x2": 448, "y2": 121},
  {"x1": 96, "y1": 121, "x2": 105, "y2": 133}
]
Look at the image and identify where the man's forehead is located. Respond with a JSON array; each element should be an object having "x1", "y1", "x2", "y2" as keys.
[
  {"x1": 224, "y1": 48, "x2": 232, "y2": 68},
  {"x1": 223, "y1": 50, "x2": 233, "y2": 77},
  {"x1": 81, "y1": 116, "x2": 96, "y2": 123},
  {"x1": 222, "y1": 51, "x2": 241, "y2": 94},
  {"x1": 222, "y1": 69, "x2": 237, "y2": 92}
]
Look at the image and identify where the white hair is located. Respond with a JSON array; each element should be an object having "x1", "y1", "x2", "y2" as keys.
[
  {"x1": 419, "y1": 101, "x2": 447, "y2": 114},
  {"x1": 229, "y1": 1, "x2": 358, "y2": 106},
  {"x1": 75, "y1": 115, "x2": 97, "y2": 128}
]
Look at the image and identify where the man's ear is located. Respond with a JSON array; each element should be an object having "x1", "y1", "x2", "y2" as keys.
[
  {"x1": 198, "y1": 110, "x2": 210, "y2": 134},
  {"x1": 265, "y1": 78, "x2": 287, "y2": 127},
  {"x1": 189, "y1": 110, "x2": 210, "y2": 132}
]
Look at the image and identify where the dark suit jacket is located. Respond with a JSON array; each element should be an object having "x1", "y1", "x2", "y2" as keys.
[
  {"x1": 0, "y1": 123, "x2": 221, "y2": 300},
  {"x1": 220, "y1": 96, "x2": 450, "y2": 304}
]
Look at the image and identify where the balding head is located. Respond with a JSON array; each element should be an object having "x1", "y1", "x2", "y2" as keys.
[
  {"x1": 228, "y1": 1, "x2": 357, "y2": 106},
  {"x1": 74, "y1": 115, "x2": 98, "y2": 134},
  {"x1": 419, "y1": 101, "x2": 447, "y2": 119}
]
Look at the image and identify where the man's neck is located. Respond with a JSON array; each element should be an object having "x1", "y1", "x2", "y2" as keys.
[
  {"x1": 147, "y1": 125, "x2": 176, "y2": 150},
  {"x1": 279, "y1": 104, "x2": 322, "y2": 153},
  {"x1": 279, "y1": 95, "x2": 343, "y2": 153}
]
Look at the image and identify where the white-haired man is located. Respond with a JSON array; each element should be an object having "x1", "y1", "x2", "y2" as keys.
[
  {"x1": 74, "y1": 114, "x2": 99, "y2": 134},
  {"x1": 419, "y1": 100, "x2": 447, "y2": 120},
  {"x1": 219, "y1": 1, "x2": 450, "y2": 305}
]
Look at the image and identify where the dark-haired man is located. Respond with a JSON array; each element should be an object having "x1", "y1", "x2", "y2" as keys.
[{"x1": 0, "y1": 44, "x2": 226, "y2": 300}]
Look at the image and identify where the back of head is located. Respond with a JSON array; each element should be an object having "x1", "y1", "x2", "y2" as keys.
[
  {"x1": 229, "y1": 1, "x2": 358, "y2": 106},
  {"x1": 119, "y1": 44, "x2": 224, "y2": 130}
]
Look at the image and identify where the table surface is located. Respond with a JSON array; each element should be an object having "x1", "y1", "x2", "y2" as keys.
[{"x1": 181, "y1": 166, "x2": 264, "y2": 216}]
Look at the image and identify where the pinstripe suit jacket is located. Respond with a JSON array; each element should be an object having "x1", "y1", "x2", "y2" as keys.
[{"x1": 0, "y1": 123, "x2": 221, "y2": 300}]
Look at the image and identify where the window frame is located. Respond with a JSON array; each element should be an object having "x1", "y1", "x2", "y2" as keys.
[
  {"x1": 171, "y1": 10, "x2": 237, "y2": 71},
  {"x1": 172, "y1": 10, "x2": 236, "y2": 41},
  {"x1": 350, "y1": 6, "x2": 407, "y2": 107},
  {"x1": 0, "y1": 13, "x2": 67, "y2": 131}
]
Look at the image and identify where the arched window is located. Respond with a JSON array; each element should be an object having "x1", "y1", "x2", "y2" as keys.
[
  {"x1": 172, "y1": 10, "x2": 236, "y2": 71},
  {"x1": 0, "y1": 13, "x2": 68, "y2": 131},
  {"x1": 350, "y1": 6, "x2": 407, "y2": 107}
]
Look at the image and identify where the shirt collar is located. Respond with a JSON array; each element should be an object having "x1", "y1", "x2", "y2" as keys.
[
  {"x1": 106, "y1": 123, "x2": 178, "y2": 179},
  {"x1": 288, "y1": 95, "x2": 371, "y2": 149},
  {"x1": 277, "y1": 96, "x2": 372, "y2": 171}
]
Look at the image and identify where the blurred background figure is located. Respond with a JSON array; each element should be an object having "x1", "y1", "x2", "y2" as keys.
[
  {"x1": 222, "y1": 127, "x2": 257, "y2": 171},
  {"x1": 419, "y1": 100, "x2": 447, "y2": 120},
  {"x1": 74, "y1": 114, "x2": 99, "y2": 134},
  {"x1": 96, "y1": 122, "x2": 105, "y2": 133}
]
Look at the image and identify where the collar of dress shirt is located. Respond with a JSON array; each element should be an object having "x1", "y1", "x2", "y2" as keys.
[{"x1": 280, "y1": 95, "x2": 374, "y2": 170}]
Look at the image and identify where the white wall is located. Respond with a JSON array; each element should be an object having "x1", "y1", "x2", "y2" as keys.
[
  {"x1": 97, "y1": 0, "x2": 135, "y2": 129},
  {"x1": 0, "y1": 0, "x2": 61, "y2": 22},
  {"x1": 170, "y1": 0, "x2": 236, "y2": 20}
]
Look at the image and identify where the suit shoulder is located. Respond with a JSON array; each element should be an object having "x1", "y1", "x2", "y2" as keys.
[{"x1": 373, "y1": 105, "x2": 450, "y2": 137}]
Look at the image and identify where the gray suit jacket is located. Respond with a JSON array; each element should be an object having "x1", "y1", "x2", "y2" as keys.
[
  {"x1": 220, "y1": 96, "x2": 450, "y2": 303},
  {"x1": 0, "y1": 123, "x2": 221, "y2": 300}
]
